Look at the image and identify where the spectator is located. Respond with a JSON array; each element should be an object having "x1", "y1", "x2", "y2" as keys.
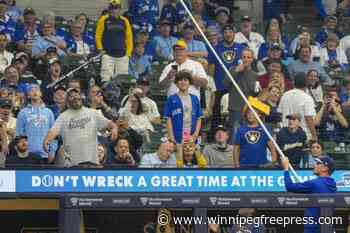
[
  {"x1": 41, "y1": 58, "x2": 63, "y2": 105},
  {"x1": 43, "y1": 88, "x2": 118, "y2": 167},
  {"x1": 261, "y1": 85, "x2": 282, "y2": 130},
  {"x1": 5, "y1": 136, "x2": 43, "y2": 168},
  {"x1": 140, "y1": 138, "x2": 177, "y2": 167},
  {"x1": 129, "y1": 41, "x2": 152, "y2": 80},
  {"x1": 116, "y1": 115, "x2": 143, "y2": 163},
  {"x1": 48, "y1": 85, "x2": 66, "y2": 119},
  {"x1": 259, "y1": 60, "x2": 293, "y2": 91},
  {"x1": 0, "y1": 65, "x2": 19, "y2": 88},
  {"x1": 209, "y1": 7, "x2": 231, "y2": 40},
  {"x1": 181, "y1": 23, "x2": 208, "y2": 59},
  {"x1": 223, "y1": 48, "x2": 260, "y2": 141},
  {"x1": 306, "y1": 69, "x2": 324, "y2": 106},
  {"x1": 233, "y1": 97, "x2": 277, "y2": 168},
  {"x1": 160, "y1": 0, "x2": 187, "y2": 33},
  {"x1": 0, "y1": 31, "x2": 13, "y2": 74},
  {"x1": 190, "y1": 0, "x2": 211, "y2": 27},
  {"x1": 278, "y1": 72, "x2": 318, "y2": 140},
  {"x1": 208, "y1": 24, "x2": 243, "y2": 131},
  {"x1": 0, "y1": 0, "x2": 15, "y2": 40},
  {"x1": 122, "y1": 78, "x2": 161, "y2": 125},
  {"x1": 87, "y1": 85, "x2": 116, "y2": 120},
  {"x1": 234, "y1": 16, "x2": 265, "y2": 58},
  {"x1": 179, "y1": 137, "x2": 207, "y2": 168},
  {"x1": 31, "y1": 22, "x2": 67, "y2": 59},
  {"x1": 314, "y1": 0, "x2": 337, "y2": 19},
  {"x1": 134, "y1": 30, "x2": 157, "y2": 62},
  {"x1": 319, "y1": 33, "x2": 348, "y2": 71},
  {"x1": 288, "y1": 45, "x2": 333, "y2": 85},
  {"x1": 261, "y1": 44, "x2": 290, "y2": 79},
  {"x1": 65, "y1": 20, "x2": 94, "y2": 57},
  {"x1": 14, "y1": 52, "x2": 37, "y2": 85},
  {"x1": 119, "y1": 92, "x2": 153, "y2": 142},
  {"x1": 206, "y1": 29, "x2": 219, "y2": 47},
  {"x1": 95, "y1": 0, "x2": 133, "y2": 83},
  {"x1": 203, "y1": 125, "x2": 234, "y2": 167},
  {"x1": 258, "y1": 26, "x2": 289, "y2": 61},
  {"x1": 164, "y1": 70, "x2": 203, "y2": 145},
  {"x1": 74, "y1": 13, "x2": 95, "y2": 46},
  {"x1": 230, "y1": 208, "x2": 266, "y2": 233},
  {"x1": 152, "y1": 20, "x2": 177, "y2": 61},
  {"x1": 159, "y1": 39, "x2": 208, "y2": 100},
  {"x1": 5, "y1": 0, "x2": 22, "y2": 22},
  {"x1": 97, "y1": 142, "x2": 107, "y2": 166},
  {"x1": 129, "y1": 0, "x2": 159, "y2": 33},
  {"x1": 315, "y1": 88, "x2": 348, "y2": 142},
  {"x1": 315, "y1": 16, "x2": 343, "y2": 46},
  {"x1": 16, "y1": 84, "x2": 57, "y2": 163},
  {"x1": 289, "y1": 27, "x2": 321, "y2": 61},
  {"x1": 277, "y1": 113, "x2": 307, "y2": 168},
  {"x1": 306, "y1": 140, "x2": 326, "y2": 168},
  {"x1": 14, "y1": 7, "x2": 40, "y2": 55},
  {"x1": 0, "y1": 98, "x2": 15, "y2": 144},
  {"x1": 105, "y1": 138, "x2": 135, "y2": 166}
]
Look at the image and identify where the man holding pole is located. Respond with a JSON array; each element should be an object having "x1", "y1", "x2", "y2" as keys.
[{"x1": 282, "y1": 156, "x2": 337, "y2": 233}]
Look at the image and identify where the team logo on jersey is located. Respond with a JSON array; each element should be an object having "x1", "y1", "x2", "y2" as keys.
[
  {"x1": 222, "y1": 50, "x2": 235, "y2": 63},
  {"x1": 245, "y1": 131, "x2": 261, "y2": 144}
]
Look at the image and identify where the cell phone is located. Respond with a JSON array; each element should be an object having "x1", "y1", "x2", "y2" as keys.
[{"x1": 171, "y1": 65, "x2": 178, "y2": 71}]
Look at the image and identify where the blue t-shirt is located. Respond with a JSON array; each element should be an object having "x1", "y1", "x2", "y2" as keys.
[
  {"x1": 208, "y1": 41, "x2": 243, "y2": 91},
  {"x1": 234, "y1": 124, "x2": 270, "y2": 167}
]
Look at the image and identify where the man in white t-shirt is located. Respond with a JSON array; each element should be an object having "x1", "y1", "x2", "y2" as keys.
[
  {"x1": 278, "y1": 72, "x2": 317, "y2": 141},
  {"x1": 43, "y1": 88, "x2": 118, "y2": 167},
  {"x1": 159, "y1": 39, "x2": 208, "y2": 100},
  {"x1": 234, "y1": 16, "x2": 265, "y2": 58}
]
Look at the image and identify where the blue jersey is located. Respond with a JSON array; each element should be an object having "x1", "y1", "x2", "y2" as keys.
[
  {"x1": 164, "y1": 94, "x2": 203, "y2": 144},
  {"x1": 130, "y1": 0, "x2": 159, "y2": 27},
  {"x1": 258, "y1": 40, "x2": 289, "y2": 61},
  {"x1": 13, "y1": 23, "x2": 41, "y2": 44},
  {"x1": 129, "y1": 54, "x2": 152, "y2": 79},
  {"x1": 0, "y1": 15, "x2": 16, "y2": 40},
  {"x1": 234, "y1": 124, "x2": 270, "y2": 167},
  {"x1": 160, "y1": 3, "x2": 187, "y2": 27},
  {"x1": 152, "y1": 35, "x2": 178, "y2": 60},
  {"x1": 208, "y1": 41, "x2": 243, "y2": 91},
  {"x1": 315, "y1": 29, "x2": 344, "y2": 46},
  {"x1": 284, "y1": 171, "x2": 336, "y2": 233}
]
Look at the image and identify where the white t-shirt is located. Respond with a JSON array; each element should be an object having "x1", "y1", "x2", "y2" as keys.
[
  {"x1": 159, "y1": 58, "x2": 208, "y2": 99},
  {"x1": 340, "y1": 35, "x2": 350, "y2": 54},
  {"x1": 278, "y1": 89, "x2": 316, "y2": 138},
  {"x1": 118, "y1": 107, "x2": 154, "y2": 135},
  {"x1": 52, "y1": 107, "x2": 110, "y2": 166},
  {"x1": 76, "y1": 40, "x2": 90, "y2": 55},
  {"x1": 234, "y1": 32, "x2": 265, "y2": 58}
]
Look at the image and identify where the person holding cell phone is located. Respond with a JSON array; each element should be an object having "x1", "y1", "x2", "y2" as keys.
[{"x1": 159, "y1": 39, "x2": 208, "y2": 101}]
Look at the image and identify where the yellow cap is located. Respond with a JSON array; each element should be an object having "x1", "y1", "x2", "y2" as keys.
[
  {"x1": 109, "y1": 0, "x2": 121, "y2": 6},
  {"x1": 243, "y1": 96, "x2": 270, "y2": 116},
  {"x1": 173, "y1": 40, "x2": 187, "y2": 50}
]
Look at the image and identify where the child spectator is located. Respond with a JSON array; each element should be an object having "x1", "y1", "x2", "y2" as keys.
[{"x1": 234, "y1": 97, "x2": 277, "y2": 168}]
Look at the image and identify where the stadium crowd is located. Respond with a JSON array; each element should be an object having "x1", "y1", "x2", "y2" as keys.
[{"x1": 0, "y1": 0, "x2": 348, "y2": 169}]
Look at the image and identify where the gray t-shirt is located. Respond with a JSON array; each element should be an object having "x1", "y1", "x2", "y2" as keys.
[
  {"x1": 179, "y1": 94, "x2": 192, "y2": 134},
  {"x1": 52, "y1": 107, "x2": 110, "y2": 166}
]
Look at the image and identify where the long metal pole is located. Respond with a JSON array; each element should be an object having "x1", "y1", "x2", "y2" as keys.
[{"x1": 179, "y1": 0, "x2": 301, "y2": 182}]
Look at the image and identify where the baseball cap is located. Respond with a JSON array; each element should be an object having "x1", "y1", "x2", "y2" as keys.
[
  {"x1": 242, "y1": 15, "x2": 252, "y2": 22},
  {"x1": 270, "y1": 43, "x2": 282, "y2": 50},
  {"x1": 286, "y1": 113, "x2": 302, "y2": 121},
  {"x1": 159, "y1": 20, "x2": 171, "y2": 26},
  {"x1": 0, "y1": 98, "x2": 12, "y2": 108},
  {"x1": 53, "y1": 85, "x2": 66, "y2": 92},
  {"x1": 48, "y1": 57, "x2": 61, "y2": 66},
  {"x1": 183, "y1": 23, "x2": 195, "y2": 30},
  {"x1": 46, "y1": 46, "x2": 57, "y2": 54},
  {"x1": 173, "y1": 40, "x2": 187, "y2": 50},
  {"x1": 222, "y1": 24, "x2": 237, "y2": 32},
  {"x1": 23, "y1": 7, "x2": 36, "y2": 15},
  {"x1": 215, "y1": 6, "x2": 230, "y2": 16},
  {"x1": 109, "y1": 0, "x2": 121, "y2": 9},
  {"x1": 66, "y1": 87, "x2": 80, "y2": 95},
  {"x1": 26, "y1": 83, "x2": 40, "y2": 94},
  {"x1": 314, "y1": 156, "x2": 335, "y2": 174},
  {"x1": 136, "y1": 78, "x2": 150, "y2": 86},
  {"x1": 215, "y1": 125, "x2": 228, "y2": 133}
]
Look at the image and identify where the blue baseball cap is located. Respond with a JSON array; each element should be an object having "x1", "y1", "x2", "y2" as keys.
[{"x1": 314, "y1": 156, "x2": 335, "y2": 174}]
